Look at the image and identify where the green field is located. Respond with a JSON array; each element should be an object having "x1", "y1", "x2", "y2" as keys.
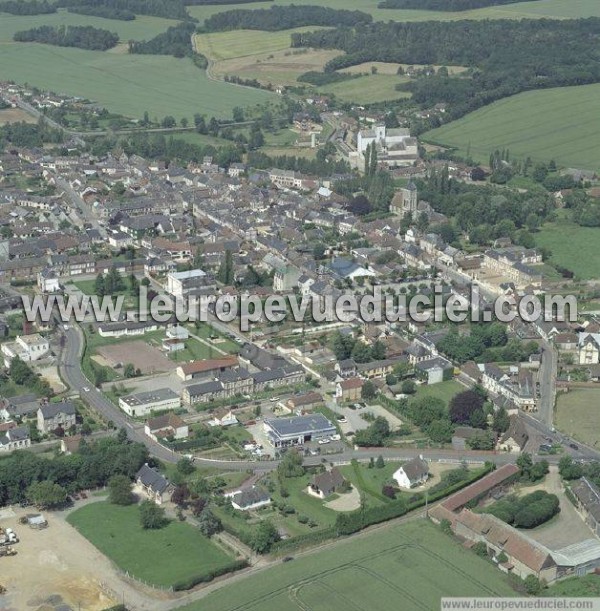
[
  {"x1": 180, "y1": 519, "x2": 514, "y2": 611},
  {"x1": 67, "y1": 502, "x2": 234, "y2": 587},
  {"x1": 556, "y1": 388, "x2": 600, "y2": 448},
  {"x1": 319, "y1": 73, "x2": 411, "y2": 104},
  {"x1": 411, "y1": 380, "x2": 463, "y2": 405},
  {"x1": 424, "y1": 84, "x2": 600, "y2": 170},
  {"x1": 188, "y1": 0, "x2": 600, "y2": 24},
  {"x1": 536, "y1": 215, "x2": 600, "y2": 280}
]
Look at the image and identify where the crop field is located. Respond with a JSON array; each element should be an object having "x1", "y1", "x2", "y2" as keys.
[
  {"x1": 536, "y1": 214, "x2": 600, "y2": 281},
  {"x1": 180, "y1": 520, "x2": 514, "y2": 611},
  {"x1": 319, "y1": 74, "x2": 412, "y2": 104},
  {"x1": 67, "y1": 502, "x2": 234, "y2": 587},
  {"x1": 424, "y1": 84, "x2": 600, "y2": 170},
  {"x1": 188, "y1": 0, "x2": 600, "y2": 25},
  {"x1": 556, "y1": 388, "x2": 600, "y2": 448}
]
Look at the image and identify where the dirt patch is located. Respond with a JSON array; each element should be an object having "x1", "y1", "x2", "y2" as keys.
[
  {"x1": 324, "y1": 486, "x2": 361, "y2": 512},
  {"x1": 97, "y1": 340, "x2": 176, "y2": 374},
  {"x1": 0, "y1": 108, "x2": 36, "y2": 125}
]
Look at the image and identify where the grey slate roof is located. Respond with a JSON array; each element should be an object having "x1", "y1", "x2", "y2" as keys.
[{"x1": 136, "y1": 463, "x2": 170, "y2": 494}]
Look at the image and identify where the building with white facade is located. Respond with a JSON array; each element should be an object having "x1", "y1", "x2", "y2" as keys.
[
  {"x1": 353, "y1": 124, "x2": 418, "y2": 169},
  {"x1": 119, "y1": 388, "x2": 181, "y2": 417},
  {"x1": 1, "y1": 334, "x2": 49, "y2": 366}
]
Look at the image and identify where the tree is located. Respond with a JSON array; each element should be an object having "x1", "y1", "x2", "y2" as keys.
[
  {"x1": 517, "y1": 452, "x2": 533, "y2": 480},
  {"x1": 426, "y1": 419, "x2": 454, "y2": 443},
  {"x1": 26, "y1": 480, "x2": 67, "y2": 509},
  {"x1": 558, "y1": 455, "x2": 583, "y2": 480},
  {"x1": 492, "y1": 407, "x2": 510, "y2": 433},
  {"x1": 249, "y1": 520, "x2": 280, "y2": 553},
  {"x1": 232, "y1": 106, "x2": 244, "y2": 122},
  {"x1": 180, "y1": 117, "x2": 188, "y2": 128},
  {"x1": 108, "y1": 474, "x2": 134, "y2": 505},
  {"x1": 401, "y1": 379, "x2": 416, "y2": 395},
  {"x1": 361, "y1": 380, "x2": 377, "y2": 400},
  {"x1": 94, "y1": 273, "x2": 105, "y2": 297},
  {"x1": 191, "y1": 497, "x2": 207, "y2": 517},
  {"x1": 161, "y1": 115, "x2": 176, "y2": 128},
  {"x1": 277, "y1": 450, "x2": 304, "y2": 478},
  {"x1": 197, "y1": 509, "x2": 222, "y2": 537},
  {"x1": 139, "y1": 499, "x2": 168, "y2": 529},
  {"x1": 217, "y1": 249, "x2": 234, "y2": 285},
  {"x1": 524, "y1": 575, "x2": 543, "y2": 595},
  {"x1": 171, "y1": 484, "x2": 189, "y2": 507},
  {"x1": 375, "y1": 455, "x2": 385, "y2": 469},
  {"x1": 354, "y1": 417, "x2": 390, "y2": 447},
  {"x1": 177, "y1": 457, "x2": 195, "y2": 475},
  {"x1": 449, "y1": 390, "x2": 485, "y2": 425},
  {"x1": 123, "y1": 363, "x2": 136, "y2": 378}
]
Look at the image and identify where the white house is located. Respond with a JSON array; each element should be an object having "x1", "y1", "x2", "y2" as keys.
[
  {"x1": 1, "y1": 334, "x2": 49, "y2": 366},
  {"x1": 226, "y1": 486, "x2": 271, "y2": 511},
  {"x1": 166, "y1": 268, "x2": 207, "y2": 298},
  {"x1": 37, "y1": 268, "x2": 60, "y2": 293},
  {"x1": 579, "y1": 332, "x2": 600, "y2": 365},
  {"x1": 144, "y1": 412, "x2": 189, "y2": 442},
  {"x1": 393, "y1": 456, "x2": 429, "y2": 489},
  {"x1": 207, "y1": 409, "x2": 238, "y2": 427}
]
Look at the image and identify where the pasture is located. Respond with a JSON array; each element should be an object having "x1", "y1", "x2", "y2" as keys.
[
  {"x1": 424, "y1": 84, "x2": 600, "y2": 170},
  {"x1": 67, "y1": 502, "x2": 235, "y2": 588},
  {"x1": 319, "y1": 73, "x2": 411, "y2": 104},
  {"x1": 180, "y1": 519, "x2": 514, "y2": 611},
  {"x1": 536, "y1": 215, "x2": 600, "y2": 281},
  {"x1": 187, "y1": 0, "x2": 600, "y2": 24},
  {"x1": 556, "y1": 388, "x2": 600, "y2": 448}
]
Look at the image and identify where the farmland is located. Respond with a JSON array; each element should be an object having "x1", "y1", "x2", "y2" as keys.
[
  {"x1": 0, "y1": 9, "x2": 272, "y2": 120},
  {"x1": 555, "y1": 388, "x2": 600, "y2": 448},
  {"x1": 536, "y1": 214, "x2": 600, "y2": 281},
  {"x1": 67, "y1": 502, "x2": 235, "y2": 588},
  {"x1": 424, "y1": 84, "x2": 600, "y2": 170},
  {"x1": 188, "y1": 0, "x2": 600, "y2": 24},
  {"x1": 320, "y1": 73, "x2": 412, "y2": 104},
  {"x1": 180, "y1": 519, "x2": 514, "y2": 611}
]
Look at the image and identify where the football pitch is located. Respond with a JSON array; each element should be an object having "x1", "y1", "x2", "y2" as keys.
[{"x1": 181, "y1": 520, "x2": 514, "y2": 611}]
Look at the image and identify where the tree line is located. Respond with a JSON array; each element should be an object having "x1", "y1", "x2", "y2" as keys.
[
  {"x1": 247, "y1": 150, "x2": 350, "y2": 178},
  {"x1": 203, "y1": 5, "x2": 372, "y2": 32},
  {"x1": 129, "y1": 22, "x2": 196, "y2": 58},
  {"x1": 0, "y1": 0, "x2": 55, "y2": 14},
  {"x1": 14, "y1": 25, "x2": 119, "y2": 51},
  {"x1": 67, "y1": 5, "x2": 135, "y2": 20},
  {"x1": 378, "y1": 0, "x2": 532, "y2": 10},
  {"x1": 0, "y1": 119, "x2": 63, "y2": 148},
  {"x1": 292, "y1": 18, "x2": 600, "y2": 120},
  {"x1": 55, "y1": 0, "x2": 191, "y2": 21}
]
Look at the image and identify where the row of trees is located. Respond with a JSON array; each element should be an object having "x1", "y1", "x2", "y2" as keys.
[
  {"x1": 129, "y1": 23, "x2": 196, "y2": 58},
  {"x1": 67, "y1": 5, "x2": 135, "y2": 20},
  {"x1": 55, "y1": 0, "x2": 190, "y2": 20},
  {"x1": 0, "y1": 0, "x2": 55, "y2": 14},
  {"x1": 293, "y1": 18, "x2": 600, "y2": 120},
  {"x1": 14, "y1": 25, "x2": 119, "y2": 51},
  {"x1": 379, "y1": 0, "x2": 525, "y2": 10},
  {"x1": 0, "y1": 119, "x2": 63, "y2": 148},
  {"x1": 330, "y1": 331, "x2": 387, "y2": 363},
  {"x1": 203, "y1": 5, "x2": 372, "y2": 32},
  {"x1": 0, "y1": 433, "x2": 148, "y2": 506}
]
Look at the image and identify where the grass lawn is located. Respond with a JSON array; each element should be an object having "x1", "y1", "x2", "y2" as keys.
[
  {"x1": 544, "y1": 574, "x2": 600, "y2": 597},
  {"x1": 555, "y1": 388, "x2": 600, "y2": 448},
  {"x1": 67, "y1": 502, "x2": 234, "y2": 587},
  {"x1": 536, "y1": 215, "x2": 600, "y2": 281},
  {"x1": 424, "y1": 84, "x2": 600, "y2": 170},
  {"x1": 189, "y1": 323, "x2": 240, "y2": 354},
  {"x1": 169, "y1": 337, "x2": 219, "y2": 362},
  {"x1": 340, "y1": 460, "x2": 400, "y2": 506},
  {"x1": 179, "y1": 519, "x2": 515, "y2": 611},
  {"x1": 411, "y1": 380, "x2": 463, "y2": 406}
]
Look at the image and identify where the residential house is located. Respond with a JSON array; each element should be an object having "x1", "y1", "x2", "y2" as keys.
[
  {"x1": 497, "y1": 415, "x2": 529, "y2": 453},
  {"x1": 335, "y1": 378, "x2": 364, "y2": 402},
  {"x1": 37, "y1": 401, "x2": 77, "y2": 433},
  {"x1": 135, "y1": 463, "x2": 172, "y2": 504},
  {"x1": 0, "y1": 426, "x2": 30, "y2": 451},
  {"x1": 229, "y1": 486, "x2": 271, "y2": 511},
  {"x1": 307, "y1": 467, "x2": 346, "y2": 499},
  {"x1": 1, "y1": 333, "x2": 49, "y2": 366},
  {"x1": 207, "y1": 409, "x2": 238, "y2": 427},
  {"x1": 145, "y1": 412, "x2": 189, "y2": 442},
  {"x1": 393, "y1": 456, "x2": 429, "y2": 489}
]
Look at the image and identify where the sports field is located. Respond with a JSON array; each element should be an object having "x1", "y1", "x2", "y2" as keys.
[
  {"x1": 536, "y1": 215, "x2": 600, "y2": 281},
  {"x1": 180, "y1": 519, "x2": 514, "y2": 611},
  {"x1": 67, "y1": 502, "x2": 235, "y2": 587},
  {"x1": 188, "y1": 0, "x2": 600, "y2": 24},
  {"x1": 424, "y1": 84, "x2": 600, "y2": 170},
  {"x1": 556, "y1": 388, "x2": 600, "y2": 448}
]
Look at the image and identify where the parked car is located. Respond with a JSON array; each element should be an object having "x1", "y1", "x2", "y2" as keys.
[{"x1": 318, "y1": 438, "x2": 331, "y2": 445}]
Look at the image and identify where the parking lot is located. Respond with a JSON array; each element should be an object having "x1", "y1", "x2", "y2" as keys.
[{"x1": 334, "y1": 403, "x2": 404, "y2": 436}]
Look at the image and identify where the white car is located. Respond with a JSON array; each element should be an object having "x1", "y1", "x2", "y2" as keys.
[
  {"x1": 82, "y1": 387, "x2": 90, "y2": 392},
  {"x1": 318, "y1": 438, "x2": 331, "y2": 445},
  {"x1": 270, "y1": 397, "x2": 280, "y2": 403}
]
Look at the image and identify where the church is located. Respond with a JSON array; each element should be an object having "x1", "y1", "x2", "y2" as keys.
[
  {"x1": 354, "y1": 123, "x2": 418, "y2": 168},
  {"x1": 390, "y1": 181, "x2": 418, "y2": 218}
]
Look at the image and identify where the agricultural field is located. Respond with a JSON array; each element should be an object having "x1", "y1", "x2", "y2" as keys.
[
  {"x1": 318, "y1": 73, "x2": 411, "y2": 104},
  {"x1": 555, "y1": 388, "x2": 600, "y2": 448},
  {"x1": 0, "y1": 108, "x2": 36, "y2": 125},
  {"x1": 187, "y1": 0, "x2": 600, "y2": 25},
  {"x1": 424, "y1": 84, "x2": 600, "y2": 170},
  {"x1": 180, "y1": 519, "x2": 515, "y2": 611},
  {"x1": 0, "y1": 9, "x2": 272, "y2": 120},
  {"x1": 536, "y1": 214, "x2": 600, "y2": 281},
  {"x1": 67, "y1": 502, "x2": 235, "y2": 588}
]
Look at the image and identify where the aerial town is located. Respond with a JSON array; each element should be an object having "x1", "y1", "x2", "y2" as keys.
[{"x1": 0, "y1": 1, "x2": 600, "y2": 609}]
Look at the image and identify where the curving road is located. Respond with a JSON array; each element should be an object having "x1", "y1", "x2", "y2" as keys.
[{"x1": 58, "y1": 324, "x2": 600, "y2": 472}]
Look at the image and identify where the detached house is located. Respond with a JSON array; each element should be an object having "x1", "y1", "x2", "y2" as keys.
[
  {"x1": 37, "y1": 402, "x2": 77, "y2": 434},
  {"x1": 228, "y1": 486, "x2": 271, "y2": 511},
  {"x1": 307, "y1": 467, "x2": 346, "y2": 499},
  {"x1": 144, "y1": 412, "x2": 189, "y2": 442},
  {"x1": 393, "y1": 456, "x2": 429, "y2": 489},
  {"x1": 335, "y1": 377, "x2": 364, "y2": 403},
  {"x1": 135, "y1": 463, "x2": 172, "y2": 504}
]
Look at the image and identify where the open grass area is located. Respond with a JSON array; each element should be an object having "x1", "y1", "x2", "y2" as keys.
[
  {"x1": 180, "y1": 519, "x2": 514, "y2": 611},
  {"x1": 424, "y1": 84, "x2": 600, "y2": 170},
  {"x1": 555, "y1": 388, "x2": 600, "y2": 448},
  {"x1": 536, "y1": 213, "x2": 600, "y2": 281},
  {"x1": 340, "y1": 460, "x2": 399, "y2": 506},
  {"x1": 188, "y1": 0, "x2": 600, "y2": 25},
  {"x1": 67, "y1": 501, "x2": 234, "y2": 587},
  {"x1": 319, "y1": 73, "x2": 412, "y2": 104},
  {"x1": 411, "y1": 380, "x2": 464, "y2": 406}
]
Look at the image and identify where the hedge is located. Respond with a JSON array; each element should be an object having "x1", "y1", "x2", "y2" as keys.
[
  {"x1": 271, "y1": 526, "x2": 337, "y2": 554},
  {"x1": 172, "y1": 559, "x2": 249, "y2": 591}
]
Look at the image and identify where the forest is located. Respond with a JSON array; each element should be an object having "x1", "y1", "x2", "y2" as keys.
[
  {"x1": 293, "y1": 18, "x2": 600, "y2": 119},
  {"x1": 67, "y1": 5, "x2": 135, "y2": 20},
  {"x1": 13, "y1": 25, "x2": 119, "y2": 51},
  {"x1": 203, "y1": 5, "x2": 372, "y2": 32},
  {"x1": 55, "y1": 0, "x2": 191, "y2": 20},
  {"x1": 379, "y1": 0, "x2": 534, "y2": 10},
  {"x1": 129, "y1": 22, "x2": 196, "y2": 57},
  {"x1": 0, "y1": 0, "x2": 55, "y2": 14}
]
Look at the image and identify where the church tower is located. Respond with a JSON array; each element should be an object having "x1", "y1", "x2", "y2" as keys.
[{"x1": 402, "y1": 181, "x2": 418, "y2": 219}]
